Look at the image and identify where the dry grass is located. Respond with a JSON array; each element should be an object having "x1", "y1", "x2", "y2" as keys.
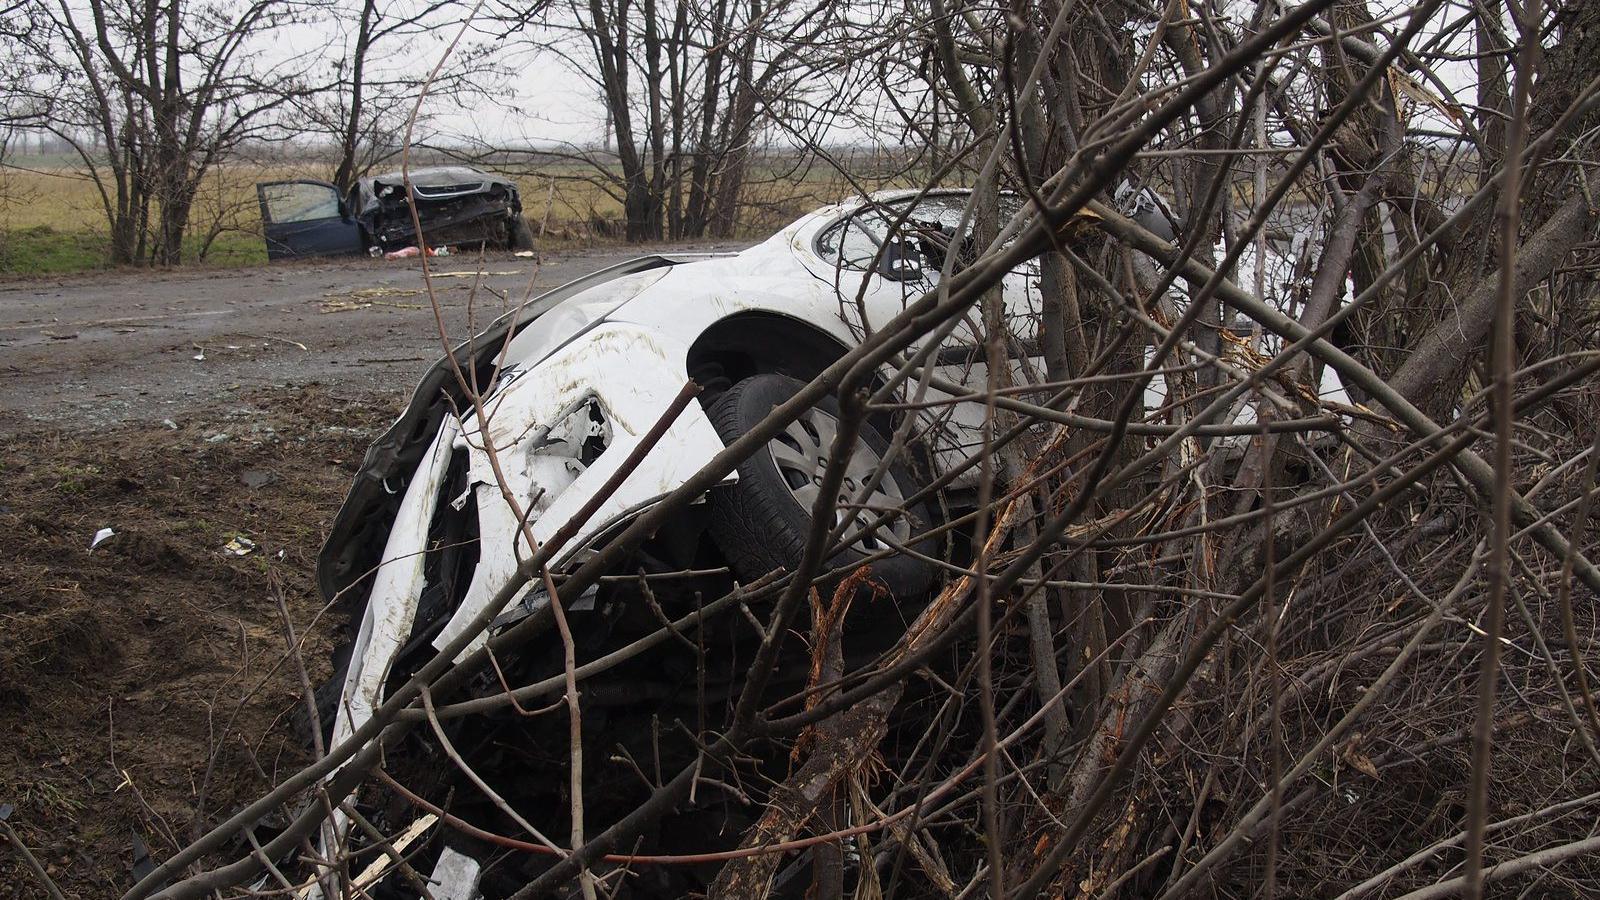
[
  {"x1": 0, "y1": 161, "x2": 328, "y2": 274},
  {"x1": 0, "y1": 153, "x2": 879, "y2": 275}
]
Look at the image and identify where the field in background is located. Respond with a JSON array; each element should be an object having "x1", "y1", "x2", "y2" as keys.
[
  {"x1": 0, "y1": 153, "x2": 889, "y2": 276},
  {"x1": 0, "y1": 161, "x2": 317, "y2": 274}
]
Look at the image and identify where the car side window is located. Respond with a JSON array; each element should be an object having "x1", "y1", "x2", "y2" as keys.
[
  {"x1": 818, "y1": 212, "x2": 894, "y2": 270},
  {"x1": 816, "y1": 195, "x2": 981, "y2": 274},
  {"x1": 261, "y1": 183, "x2": 343, "y2": 224}
]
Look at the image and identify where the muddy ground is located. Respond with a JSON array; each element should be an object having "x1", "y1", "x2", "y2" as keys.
[{"x1": 0, "y1": 245, "x2": 733, "y2": 897}]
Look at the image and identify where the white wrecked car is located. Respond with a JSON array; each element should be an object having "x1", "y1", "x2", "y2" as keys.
[{"x1": 306, "y1": 188, "x2": 1171, "y2": 897}]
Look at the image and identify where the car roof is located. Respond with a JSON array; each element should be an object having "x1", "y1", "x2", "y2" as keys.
[{"x1": 840, "y1": 187, "x2": 972, "y2": 209}]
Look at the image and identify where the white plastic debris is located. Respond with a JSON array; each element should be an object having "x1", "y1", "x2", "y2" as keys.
[
  {"x1": 89, "y1": 527, "x2": 116, "y2": 551},
  {"x1": 223, "y1": 536, "x2": 257, "y2": 556},
  {"x1": 428, "y1": 845, "x2": 483, "y2": 900},
  {"x1": 192, "y1": 350, "x2": 205, "y2": 361}
]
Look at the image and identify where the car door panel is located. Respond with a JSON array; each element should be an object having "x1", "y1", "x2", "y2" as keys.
[{"x1": 257, "y1": 180, "x2": 365, "y2": 260}]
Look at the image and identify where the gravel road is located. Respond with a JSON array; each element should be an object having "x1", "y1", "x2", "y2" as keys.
[{"x1": 0, "y1": 244, "x2": 741, "y2": 434}]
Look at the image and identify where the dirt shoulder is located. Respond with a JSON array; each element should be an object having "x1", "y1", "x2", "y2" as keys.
[
  {"x1": 0, "y1": 243, "x2": 738, "y2": 897},
  {"x1": 0, "y1": 384, "x2": 399, "y2": 897}
]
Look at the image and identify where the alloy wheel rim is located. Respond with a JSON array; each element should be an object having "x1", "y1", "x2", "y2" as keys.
[{"x1": 766, "y1": 406, "x2": 911, "y2": 554}]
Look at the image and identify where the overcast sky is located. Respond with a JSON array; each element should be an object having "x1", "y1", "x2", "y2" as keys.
[
  {"x1": 476, "y1": 47, "x2": 606, "y2": 147},
  {"x1": 425, "y1": 0, "x2": 1479, "y2": 151}
]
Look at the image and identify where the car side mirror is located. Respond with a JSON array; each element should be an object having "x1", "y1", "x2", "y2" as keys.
[{"x1": 877, "y1": 237, "x2": 922, "y2": 282}]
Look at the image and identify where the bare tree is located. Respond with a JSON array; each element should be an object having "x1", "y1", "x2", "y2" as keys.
[
  {"x1": 15, "y1": 0, "x2": 325, "y2": 264},
  {"x1": 312, "y1": 0, "x2": 505, "y2": 193},
  {"x1": 492, "y1": 0, "x2": 841, "y2": 240}
]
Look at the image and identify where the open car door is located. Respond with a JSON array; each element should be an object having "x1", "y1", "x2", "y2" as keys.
[{"x1": 257, "y1": 180, "x2": 365, "y2": 261}]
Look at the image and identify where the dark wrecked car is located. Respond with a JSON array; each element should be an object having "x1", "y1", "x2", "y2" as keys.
[{"x1": 256, "y1": 165, "x2": 535, "y2": 260}]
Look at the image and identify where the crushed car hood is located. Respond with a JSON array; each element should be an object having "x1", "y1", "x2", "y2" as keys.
[
  {"x1": 352, "y1": 165, "x2": 519, "y2": 217},
  {"x1": 316, "y1": 252, "x2": 723, "y2": 610}
]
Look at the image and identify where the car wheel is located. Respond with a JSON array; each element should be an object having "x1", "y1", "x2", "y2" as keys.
[{"x1": 706, "y1": 373, "x2": 938, "y2": 597}]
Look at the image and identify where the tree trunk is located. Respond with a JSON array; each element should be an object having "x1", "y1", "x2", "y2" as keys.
[
  {"x1": 706, "y1": 0, "x2": 759, "y2": 239},
  {"x1": 332, "y1": 0, "x2": 377, "y2": 195}
]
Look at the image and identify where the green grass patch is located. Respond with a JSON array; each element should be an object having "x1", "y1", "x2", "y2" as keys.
[
  {"x1": 0, "y1": 225, "x2": 113, "y2": 275},
  {"x1": 191, "y1": 230, "x2": 269, "y2": 267},
  {"x1": 0, "y1": 224, "x2": 267, "y2": 275}
]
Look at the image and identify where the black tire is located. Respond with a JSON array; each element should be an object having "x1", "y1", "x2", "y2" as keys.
[
  {"x1": 507, "y1": 214, "x2": 536, "y2": 251},
  {"x1": 706, "y1": 373, "x2": 938, "y2": 597}
]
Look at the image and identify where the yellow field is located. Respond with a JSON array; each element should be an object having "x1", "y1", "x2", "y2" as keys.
[
  {"x1": 0, "y1": 162, "x2": 337, "y2": 231},
  {"x1": 0, "y1": 155, "x2": 881, "y2": 274},
  {"x1": 0, "y1": 161, "x2": 334, "y2": 273}
]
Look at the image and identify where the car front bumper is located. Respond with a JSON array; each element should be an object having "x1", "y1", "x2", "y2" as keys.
[{"x1": 331, "y1": 317, "x2": 729, "y2": 753}]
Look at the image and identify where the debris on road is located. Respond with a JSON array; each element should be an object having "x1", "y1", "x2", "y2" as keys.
[
  {"x1": 0, "y1": 386, "x2": 425, "y2": 896},
  {"x1": 383, "y1": 245, "x2": 451, "y2": 260},
  {"x1": 319, "y1": 287, "x2": 425, "y2": 314},
  {"x1": 239, "y1": 468, "x2": 275, "y2": 488},
  {"x1": 222, "y1": 535, "x2": 257, "y2": 557},
  {"x1": 430, "y1": 270, "x2": 524, "y2": 278},
  {"x1": 89, "y1": 527, "x2": 116, "y2": 551},
  {"x1": 235, "y1": 333, "x2": 309, "y2": 351},
  {"x1": 0, "y1": 244, "x2": 682, "y2": 432}
]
